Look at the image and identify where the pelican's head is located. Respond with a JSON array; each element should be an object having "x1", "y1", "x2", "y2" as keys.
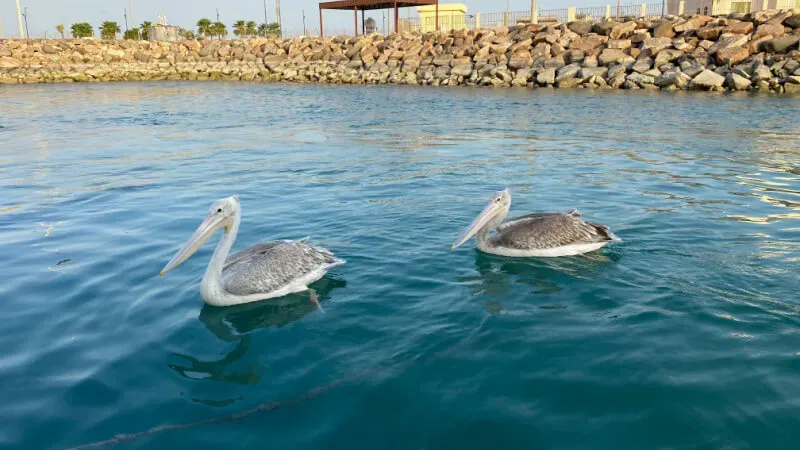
[
  {"x1": 160, "y1": 196, "x2": 240, "y2": 276},
  {"x1": 451, "y1": 188, "x2": 511, "y2": 250}
]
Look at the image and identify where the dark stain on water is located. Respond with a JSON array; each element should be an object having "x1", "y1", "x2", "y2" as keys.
[{"x1": 0, "y1": 82, "x2": 799, "y2": 450}]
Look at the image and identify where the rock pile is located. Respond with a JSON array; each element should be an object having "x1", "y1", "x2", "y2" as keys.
[{"x1": 2, "y1": 9, "x2": 800, "y2": 93}]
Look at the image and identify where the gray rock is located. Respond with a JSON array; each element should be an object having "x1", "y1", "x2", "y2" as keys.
[
  {"x1": 654, "y1": 71, "x2": 688, "y2": 88},
  {"x1": 708, "y1": 34, "x2": 749, "y2": 55},
  {"x1": 691, "y1": 69, "x2": 725, "y2": 89},
  {"x1": 726, "y1": 72, "x2": 751, "y2": 90},
  {"x1": 784, "y1": 14, "x2": 800, "y2": 28},
  {"x1": 556, "y1": 63, "x2": 581, "y2": 81},
  {"x1": 567, "y1": 21, "x2": 592, "y2": 36},
  {"x1": 536, "y1": 67, "x2": 556, "y2": 85},
  {"x1": 556, "y1": 77, "x2": 582, "y2": 88},
  {"x1": 642, "y1": 37, "x2": 673, "y2": 54},
  {"x1": 753, "y1": 64, "x2": 772, "y2": 81},
  {"x1": 579, "y1": 66, "x2": 607, "y2": 80},
  {"x1": 599, "y1": 48, "x2": 628, "y2": 65},
  {"x1": 632, "y1": 58, "x2": 653, "y2": 73},
  {"x1": 627, "y1": 72, "x2": 655, "y2": 85},
  {"x1": 607, "y1": 64, "x2": 627, "y2": 78},
  {"x1": 653, "y1": 21, "x2": 676, "y2": 38},
  {"x1": 760, "y1": 36, "x2": 800, "y2": 53},
  {"x1": 592, "y1": 21, "x2": 618, "y2": 36},
  {"x1": 451, "y1": 64, "x2": 473, "y2": 77}
]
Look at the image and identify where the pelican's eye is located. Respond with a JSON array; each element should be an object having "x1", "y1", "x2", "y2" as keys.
[{"x1": 217, "y1": 208, "x2": 223, "y2": 213}]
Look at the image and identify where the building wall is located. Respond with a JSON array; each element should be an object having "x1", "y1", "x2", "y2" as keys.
[
  {"x1": 670, "y1": 0, "x2": 798, "y2": 15},
  {"x1": 417, "y1": 4, "x2": 468, "y2": 33}
]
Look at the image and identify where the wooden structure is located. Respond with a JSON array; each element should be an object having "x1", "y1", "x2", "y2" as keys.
[{"x1": 319, "y1": 0, "x2": 439, "y2": 37}]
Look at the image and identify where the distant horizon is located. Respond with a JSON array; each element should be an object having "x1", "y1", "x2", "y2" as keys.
[{"x1": 0, "y1": 0, "x2": 650, "y2": 39}]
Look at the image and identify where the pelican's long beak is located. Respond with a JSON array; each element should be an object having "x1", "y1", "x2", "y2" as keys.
[
  {"x1": 451, "y1": 200, "x2": 503, "y2": 250},
  {"x1": 160, "y1": 213, "x2": 227, "y2": 276}
]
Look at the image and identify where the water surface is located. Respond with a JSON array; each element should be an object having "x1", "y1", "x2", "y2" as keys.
[{"x1": 1, "y1": 83, "x2": 799, "y2": 450}]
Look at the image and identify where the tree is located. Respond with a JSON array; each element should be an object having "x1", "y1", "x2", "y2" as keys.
[
  {"x1": 233, "y1": 20, "x2": 246, "y2": 38},
  {"x1": 124, "y1": 29, "x2": 140, "y2": 40},
  {"x1": 99, "y1": 21, "x2": 121, "y2": 40},
  {"x1": 212, "y1": 22, "x2": 227, "y2": 39},
  {"x1": 257, "y1": 23, "x2": 268, "y2": 37},
  {"x1": 265, "y1": 22, "x2": 281, "y2": 37},
  {"x1": 197, "y1": 18, "x2": 212, "y2": 39},
  {"x1": 179, "y1": 29, "x2": 196, "y2": 40},
  {"x1": 70, "y1": 22, "x2": 94, "y2": 38},
  {"x1": 56, "y1": 24, "x2": 65, "y2": 39},
  {"x1": 246, "y1": 21, "x2": 257, "y2": 37},
  {"x1": 139, "y1": 21, "x2": 152, "y2": 40}
]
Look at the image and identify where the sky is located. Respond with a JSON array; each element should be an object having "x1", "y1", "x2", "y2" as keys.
[{"x1": 0, "y1": 0, "x2": 650, "y2": 39}]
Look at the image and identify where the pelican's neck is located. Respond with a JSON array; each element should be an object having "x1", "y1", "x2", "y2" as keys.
[
  {"x1": 476, "y1": 205, "x2": 509, "y2": 249},
  {"x1": 201, "y1": 211, "x2": 241, "y2": 303}
]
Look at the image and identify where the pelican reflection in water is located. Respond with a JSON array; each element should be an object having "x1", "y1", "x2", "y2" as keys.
[
  {"x1": 160, "y1": 196, "x2": 345, "y2": 307},
  {"x1": 452, "y1": 188, "x2": 620, "y2": 257}
]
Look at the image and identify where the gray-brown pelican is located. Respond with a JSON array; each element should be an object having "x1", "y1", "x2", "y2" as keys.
[
  {"x1": 160, "y1": 196, "x2": 345, "y2": 307},
  {"x1": 451, "y1": 188, "x2": 620, "y2": 257}
]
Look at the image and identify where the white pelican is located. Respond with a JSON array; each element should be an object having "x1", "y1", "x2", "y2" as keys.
[
  {"x1": 451, "y1": 188, "x2": 620, "y2": 257},
  {"x1": 160, "y1": 196, "x2": 345, "y2": 307}
]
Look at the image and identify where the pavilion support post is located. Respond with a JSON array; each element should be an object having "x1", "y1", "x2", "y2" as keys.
[
  {"x1": 436, "y1": 0, "x2": 439, "y2": 31},
  {"x1": 319, "y1": 8, "x2": 324, "y2": 38},
  {"x1": 362, "y1": 9, "x2": 366, "y2": 35},
  {"x1": 394, "y1": 1, "x2": 399, "y2": 34},
  {"x1": 354, "y1": 6, "x2": 358, "y2": 36}
]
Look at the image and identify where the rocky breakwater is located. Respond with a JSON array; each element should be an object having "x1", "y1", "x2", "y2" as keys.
[{"x1": 2, "y1": 9, "x2": 800, "y2": 93}]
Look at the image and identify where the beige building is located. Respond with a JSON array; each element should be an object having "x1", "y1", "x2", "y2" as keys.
[
  {"x1": 417, "y1": 3, "x2": 468, "y2": 32},
  {"x1": 669, "y1": 0, "x2": 799, "y2": 15}
]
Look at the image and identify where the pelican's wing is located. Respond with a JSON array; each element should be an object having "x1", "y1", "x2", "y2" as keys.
[
  {"x1": 495, "y1": 212, "x2": 617, "y2": 250},
  {"x1": 222, "y1": 240, "x2": 344, "y2": 296},
  {"x1": 497, "y1": 209, "x2": 580, "y2": 232}
]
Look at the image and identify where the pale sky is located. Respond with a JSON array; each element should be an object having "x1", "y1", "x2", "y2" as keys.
[{"x1": 1, "y1": 0, "x2": 647, "y2": 39}]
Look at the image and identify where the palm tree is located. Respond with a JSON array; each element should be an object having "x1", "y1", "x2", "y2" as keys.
[
  {"x1": 197, "y1": 18, "x2": 212, "y2": 39},
  {"x1": 212, "y1": 21, "x2": 227, "y2": 40},
  {"x1": 70, "y1": 22, "x2": 94, "y2": 38},
  {"x1": 245, "y1": 21, "x2": 257, "y2": 38},
  {"x1": 99, "y1": 21, "x2": 121, "y2": 40},
  {"x1": 233, "y1": 20, "x2": 246, "y2": 38},
  {"x1": 257, "y1": 23, "x2": 268, "y2": 37},
  {"x1": 179, "y1": 29, "x2": 196, "y2": 40},
  {"x1": 139, "y1": 21, "x2": 152, "y2": 40},
  {"x1": 56, "y1": 24, "x2": 65, "y2": 39}
]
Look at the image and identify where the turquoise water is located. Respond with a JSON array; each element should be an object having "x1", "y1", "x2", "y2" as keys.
[{"x1": 1, "y1": 83, "x2": 799, "y2": 450}]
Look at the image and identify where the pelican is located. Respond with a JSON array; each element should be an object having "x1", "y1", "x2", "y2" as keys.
[
  {"x1": 451, "y1": 188, "x2": 620, "y2": 257},
  {"x1": 160, "y1": 196, "x2": 345, "y2": 307}
]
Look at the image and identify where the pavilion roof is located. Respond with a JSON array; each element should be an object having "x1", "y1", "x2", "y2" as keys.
[{"x1": 319, "y1": 0, "x2": 437, "y2": 11}]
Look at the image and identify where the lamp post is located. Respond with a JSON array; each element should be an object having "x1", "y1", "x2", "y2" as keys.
[
  {"x1": 15, "y1": 0, "x2": 24, "y2": 38},
  {"x1": 22, "y1": 7, "x2": 29, "y2": 39}
]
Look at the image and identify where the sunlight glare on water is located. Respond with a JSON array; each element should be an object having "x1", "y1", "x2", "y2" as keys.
[{"x1": 1, "y1": 82, "x2": 799, "y2": 450}]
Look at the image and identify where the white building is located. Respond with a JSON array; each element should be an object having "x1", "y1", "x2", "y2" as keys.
[{"x1": 669, "y1": 0, "x2": 799, "y2": 15}]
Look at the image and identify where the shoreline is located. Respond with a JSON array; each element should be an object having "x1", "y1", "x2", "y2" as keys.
[{"x1": 2, "y1": 9, "x2": 799, "y2": 94}]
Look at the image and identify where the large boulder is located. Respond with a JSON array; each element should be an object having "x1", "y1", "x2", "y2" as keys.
[
  {"x1": 0, "y1": 56, "x2": 22, "y2": 69},
  {"x1": 696, "y1": 26, "x2": 724, "y2": 41},
  {"x1": 708, "y1": 34, "x2": 749, "y2": 55},
  {"x1": 599, "y1": 48, "x2": 628, "y2": 65},
  {"x1": 726, "y1": 72, "x2": 751, "y2": 90},
  {"x1": 569, "y1": 35, "x2": 607, "y2": 52},
  {"x1": 724, "y1": 21, "x2": 754, "y2": 34},
  {"x1": 567, "y1": 21, "x2": 592, "y2": 36},
  {"x1": 753, "y1": 23, "x2": 785, "y2": 39},
  {"x1": 785, "y1": 14, "x2": 800, "y2": 29},
  {"x1": 653, "y1": 21, "x2": 676, "y2": 38},
  {"x1": 760, "y1": 36, "x2": 800, "y2": 53},
  {"x1": 674, "y1": 16, "x2": 712, "y2": 33},
  {"x1": 610, "y1": 22, "x2": 637, "y2": 39},
  {"x1": 536, "y1": 67, "x2": 556, "y2": 85},
  {"x1": 691, "y1": 70, "x2": 725, "y2": 89},
  {"x1": 716, "y1": 46, "x2": 750, "y2": 66},
  {"x1": 592, "y1": 21, "x2": 617, "y2": 36},
  {"x1": 642, "y1": 37, "x2": 673, "y2": 54}
]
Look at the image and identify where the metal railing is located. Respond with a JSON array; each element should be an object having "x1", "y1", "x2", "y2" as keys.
[{"x1": 575, "y1": 7, "x2": 607, "y2": 22}]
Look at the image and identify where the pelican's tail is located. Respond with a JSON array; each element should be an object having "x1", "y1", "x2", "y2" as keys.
[{"x1": 588, "y1": 222, "x2": 622, "y2": 243}]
